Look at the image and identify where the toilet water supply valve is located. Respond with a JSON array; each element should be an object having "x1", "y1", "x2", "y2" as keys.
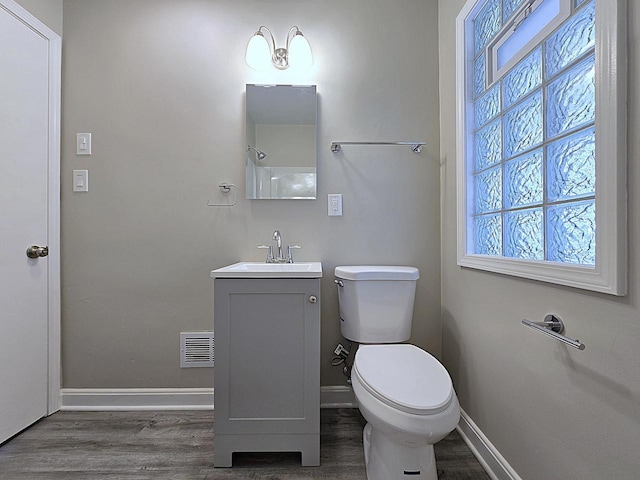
[{"x1": 331, "y1": 342, "x2": 352, "y2": 384}]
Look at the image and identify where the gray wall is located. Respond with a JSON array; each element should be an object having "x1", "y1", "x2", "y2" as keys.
[
  {"x1": 60, "y1": 0, "x2": 442, "y2": 388},
  {"x1": 16, "y1": 0, "x2": 640, "y2": 477},
  {"x1": 439, "y1": 1, "x2": 640, "y2": 479},
  {"x1": 15, "y1": 0, "x2": 62, "y2": 36}
]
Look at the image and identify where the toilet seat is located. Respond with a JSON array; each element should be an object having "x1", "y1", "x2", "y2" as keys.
[{"x1": 353, "y1": 344, "x2": 453, "y2": 415}]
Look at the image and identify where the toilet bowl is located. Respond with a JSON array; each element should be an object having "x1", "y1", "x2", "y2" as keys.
[
  {"x1": 351, "y1": 344, "x2": 460, "y2": 480},
  {"x1": 334, "y1": 266, "x2": 460, "y2": 480}
]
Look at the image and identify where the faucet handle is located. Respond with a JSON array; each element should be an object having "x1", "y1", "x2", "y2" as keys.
[
  {"x1": 258, "y1": 245, "x2": 274, "y2": 263},
  {"x1": 286, "y1": 245, "x2": 301, "y2": 263}
]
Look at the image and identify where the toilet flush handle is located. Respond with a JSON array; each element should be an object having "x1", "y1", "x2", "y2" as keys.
[{"x1": 334, "y1": 279, "x2": 344, "y2": 287}]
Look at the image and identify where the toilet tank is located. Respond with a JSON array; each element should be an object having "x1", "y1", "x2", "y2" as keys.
[{"x1": 334, "y1": 266, "x2": 419, "y2": 343}]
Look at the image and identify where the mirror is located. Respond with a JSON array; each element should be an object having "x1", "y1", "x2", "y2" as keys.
[{"x1": 245, "y1": 84, "x2": 317, "y2": 199}]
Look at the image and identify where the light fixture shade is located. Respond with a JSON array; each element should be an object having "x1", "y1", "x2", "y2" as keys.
[
  {"x1": 288, "y1": 32, "x2": 313, "y2": 69},
  {"x1": 245, "y1": 33, "x2": 271, "y2": 70}
]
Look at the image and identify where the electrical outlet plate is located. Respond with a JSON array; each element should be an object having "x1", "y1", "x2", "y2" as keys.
[{"x1": 328, "y1": 193, "x2": 343, "y2": 216}]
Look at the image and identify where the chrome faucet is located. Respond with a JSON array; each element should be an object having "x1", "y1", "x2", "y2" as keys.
[
  {"x1": 258, "y1": 230, "x2": 301, "y2": 263},
  {"x1": 273, "y1": 230, "x2": 284, "y2": 262}
]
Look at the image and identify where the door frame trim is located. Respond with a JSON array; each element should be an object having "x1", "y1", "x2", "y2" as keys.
[{"x1": 1, "y1": 0, "x2": 62, "y2": 414}]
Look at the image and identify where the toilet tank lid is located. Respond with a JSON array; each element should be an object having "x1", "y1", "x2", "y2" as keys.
[{"x1": 334, "y1": 266, "x2": 419, "y2": 281}]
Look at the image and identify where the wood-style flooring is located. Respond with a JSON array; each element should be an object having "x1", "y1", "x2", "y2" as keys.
[{"x1": 0, "y1": 409, "x2": 490, "y2": 479}]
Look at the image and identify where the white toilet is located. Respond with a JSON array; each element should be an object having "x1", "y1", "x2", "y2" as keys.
[{"x1": 335, "y1": 266, "x2": 460, "y2": 480}]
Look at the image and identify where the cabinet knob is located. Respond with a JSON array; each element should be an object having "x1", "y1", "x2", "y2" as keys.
[{"x1": 308, "y1": 295, "x2": 317, "y2": 304}]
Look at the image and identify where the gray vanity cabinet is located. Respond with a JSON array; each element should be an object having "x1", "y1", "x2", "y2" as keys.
[{"x1": 213, "y1": 278, "x2": 321, "y2": 467}]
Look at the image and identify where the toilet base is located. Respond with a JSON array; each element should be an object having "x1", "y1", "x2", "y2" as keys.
[{"x1": 363, "y1": 423, "x2": 437, "y2": 480}]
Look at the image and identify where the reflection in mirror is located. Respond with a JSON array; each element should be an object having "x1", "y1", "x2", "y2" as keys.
[{"x1": 246, "y1": 84, "x2": 317, "y2": 199}]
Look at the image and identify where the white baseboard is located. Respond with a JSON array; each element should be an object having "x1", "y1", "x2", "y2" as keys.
[
  {"x1": 456, "y1": 408, "x2": 522, "y2": 480},
  {"x1": 60, "y1": 386, "x2": 357, "y2": 411},
  {"x1": 60, "y1": 388, "x2": 215, "y2": 411},
  {"x1": 320, "y1": 385, "x2": 357, "y2": 408}
]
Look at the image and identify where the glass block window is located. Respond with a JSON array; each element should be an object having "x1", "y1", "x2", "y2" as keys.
[
  {"x1": 502, "y1": 47, "x2": 542, "y2": 108},
  {"x1": 545, "y1": 1, "x2": 595, "y2": 78},
  {"x1": 505, "y1": 208, "x2": 544, "y2": 260},
  {"x1": 483, "y1": 0, "x2": 571, "y2": 85},
  {"x1": 503, "y1": 90, "x2": 543, "y2": 159},
  {"x1": 456, "y1": 0, "x2": 627, "y2": 295},
  {"x1": 496, "y1": 0, "x2": 564, "y2": 71},
  {"x1": 503, "y1": 0, "x2": 528, "y2": 22},
  {"x1": 474, "y1": 0, "x2": 502, "y2": 55},
  {"x1": 475, "y1": 0, "x2": 593, "y2": 263}
]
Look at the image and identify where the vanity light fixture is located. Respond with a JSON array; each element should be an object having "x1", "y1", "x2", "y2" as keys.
[{"x1": 245, "y1": 26, "x2": 313, "y2": 70}]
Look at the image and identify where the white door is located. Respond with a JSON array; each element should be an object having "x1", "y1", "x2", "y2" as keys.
[{"x1": 0, "y1": 1, "x2": 60, "y2": 444}]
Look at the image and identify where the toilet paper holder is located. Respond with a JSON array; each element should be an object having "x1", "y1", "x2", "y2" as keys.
[
  {"x1": 207, "y1": 182, "x2": 237, "y2": 207},
  {"x1": 521, "y1": 314, "x2": 586, "y2": 350}
]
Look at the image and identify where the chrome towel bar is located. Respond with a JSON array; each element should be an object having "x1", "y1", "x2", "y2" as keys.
[
  {"x1": 522, "y1": 315, "x2": 586, "y2": 350},
  {"x1": 330, "y1": 141, "x2": 426, "y2": 153}
]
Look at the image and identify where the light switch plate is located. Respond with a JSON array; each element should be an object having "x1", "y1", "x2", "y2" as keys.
[
  {"x1": 328, "y1": 194, "x2": 343, "y2": 216},
  {"x1": 76, "y1": 133, "x2": 92, "y2": 155},
  {"x1": 73, "y1": 170, "x2": 88, "y2": 192}
]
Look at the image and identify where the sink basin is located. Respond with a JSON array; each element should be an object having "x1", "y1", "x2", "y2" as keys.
[{"x1": 211, "y1": 261, "x2": 323, "y2": 279}]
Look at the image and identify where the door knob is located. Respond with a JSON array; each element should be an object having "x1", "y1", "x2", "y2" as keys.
[
  {"x1": 26, "y1": 245, "x2": 48, "y2": 258},
  {"x1": 308, "y1": 295, "x2": 317, "y2": 304}
]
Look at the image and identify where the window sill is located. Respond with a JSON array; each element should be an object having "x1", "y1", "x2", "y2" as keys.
[{"x1": 457, "y1": 253, "x2": 625, "y2": 295}]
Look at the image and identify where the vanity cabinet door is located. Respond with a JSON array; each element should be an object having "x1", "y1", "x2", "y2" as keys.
[{"x1": 213, "y1": 278, "x2": 320, "y2": 466}]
